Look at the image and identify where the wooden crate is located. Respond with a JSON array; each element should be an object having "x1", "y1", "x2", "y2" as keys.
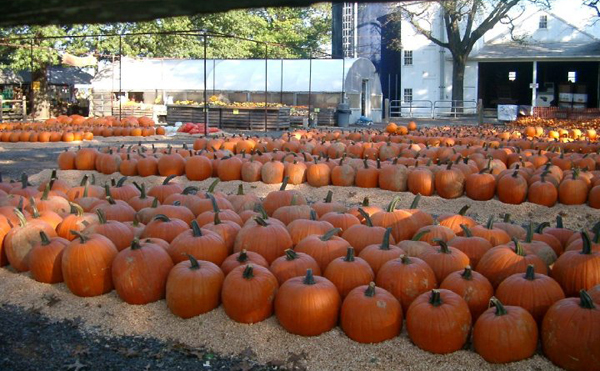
[
  {"x1": 167, "y1": 105, "x2": 290, "y2": 130},
  {"x1": 112, "y1": 106, "x2": 153, "y2": 118}
]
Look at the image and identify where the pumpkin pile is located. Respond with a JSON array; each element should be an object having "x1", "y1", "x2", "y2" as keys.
[
  {"x1": 0, "y1": 170, "x2": 598, "y2": 369},
  {"x1": 58, "y1": 125, "x2": 600, "y2": 207},
  {"x1": 0, "y1": 114, "x2": 165, "y2": 142}
]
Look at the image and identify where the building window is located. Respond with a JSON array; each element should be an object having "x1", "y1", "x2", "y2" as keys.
[
  {"x1": 508, "y1": 71, "x2": 517, "y2": 81},
  {"x1": 568, "y1": 71, "x2": 577, "y2": 83},
  {"x1": 341, "y1": 3, "x2": 356, "y2": 58},
  {"x1": 539, "y1": 15, "x2": 548, "y2": 29},
  {"x1": 404, "y1": 88, "x2": 413, "y2": 103},
  {"x1": 404, "y1": 50, "x2": 413, "y2": 65}
]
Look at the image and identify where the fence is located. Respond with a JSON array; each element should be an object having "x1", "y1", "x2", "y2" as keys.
[
  {"x1": 433, "y1": 100, "x2": 477, "y2": 118},
  {"x1": 388, "y1": 99, "x2": 478, "y2": 119},
  {"x1": 389, "y1": 100, "x2": 433, "y2": 118},
  {"x1": 532, "y1": 107, "x2": 600, "y2": 120}
]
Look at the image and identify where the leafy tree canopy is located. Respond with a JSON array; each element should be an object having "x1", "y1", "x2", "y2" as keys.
[{"x1": 0, "y1": 4, "x2": 331, "y2": 73}]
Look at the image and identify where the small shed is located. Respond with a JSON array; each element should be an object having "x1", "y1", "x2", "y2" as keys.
[{"x1": 91, "y1": 57, "x2": 383, "y2": 123}]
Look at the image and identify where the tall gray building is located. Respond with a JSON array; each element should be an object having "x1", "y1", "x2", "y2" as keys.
[{"x1": 332, "y1": 2, "x2": 402, "y2": 101}]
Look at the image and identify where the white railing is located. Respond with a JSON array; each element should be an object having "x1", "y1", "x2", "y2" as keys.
[
  {"x1": 433, "y1": 100, "x2": 477, "y2": 118},
  {"x1": 389, "y1": 100, "x2": 434, "y2": 118}
]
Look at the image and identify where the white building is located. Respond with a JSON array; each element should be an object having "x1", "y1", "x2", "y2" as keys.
[{"x1": 398, "y1": 1, "x2": 600, "y2": 114}]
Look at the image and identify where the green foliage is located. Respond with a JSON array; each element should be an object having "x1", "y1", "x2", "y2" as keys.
[{"x1": 0, "y1": 5, "x2": 331, "y2": 73}]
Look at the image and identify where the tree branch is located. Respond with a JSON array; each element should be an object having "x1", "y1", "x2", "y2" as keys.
[{"x1": 399, "y1": 3, "x2": 450, "y2": 48}]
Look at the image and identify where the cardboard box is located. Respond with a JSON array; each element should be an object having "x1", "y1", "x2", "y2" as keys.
[
  {"x1": 558, "y1": 84, "x2": 572, "y2": 93},
  {"x1": 558, "y1": 102, "x2": 572, "y2": 109},
  {"x1": 558, "y1": 93, "x2": 573, "y2": 102},
  {"x1": 574, "y1": 84, "x2": 587, "y2": 94},
  {"x1": 573, "y1": 93, "x2": 588, "y2": 103}
]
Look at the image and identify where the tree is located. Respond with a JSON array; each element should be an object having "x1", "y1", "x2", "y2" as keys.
[
  {"x1": 393, "y1": 0, "x2": 549, "y2": 102},
  {"x1": 0, "y1": 5, "x2": 331, "y2": 116}
]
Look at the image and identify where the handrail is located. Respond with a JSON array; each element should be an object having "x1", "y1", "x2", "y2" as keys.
[
  {"x1": 389, "y1": 100, "x2": 433, "y2": 118},
  {"x1": 433, "y1": 100, "x2": 477, "y2": 118}
]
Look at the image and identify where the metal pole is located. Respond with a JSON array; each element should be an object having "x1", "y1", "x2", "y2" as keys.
[
  {"x1": 280, "y1": 58, "x2": 284, "y2": 104},
  {"x1": 308, "y1": 54, "x2": 312, "y2": 125},
  {"x1": 264, "y1": 43, "x2": 268, "y2": 132},
  {"x1": 30, "y1": 38, "x2": 34, "y2": 121},
  {"x1": 388, "y1": 73, "x2": 391, "y2": 102},
  {"x1": 395, "y1": 74, "x2": 399, "y2": 101},
  {"x1": 341, "y1": 57, "x2": 345, "y2": 103},
  {"x1": 118, "y1": 34, "x2": 122, "y2": 121},
  {"x1": 212, "y1": 59, "x2": 216, "y2": 96},
  {"x1": 203, "y1": 33, "x2": 208, "y2": 136}
]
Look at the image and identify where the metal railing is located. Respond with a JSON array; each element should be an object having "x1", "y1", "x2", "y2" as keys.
[
  {"x1": 0, "y1": 97, "x2": 27, "y2": 122},
  {"x1": 433, "y1": 100, "x2": 477, "y2": 118},
  {"x1": 389, "y1": 100, "x2": 433, "y2": 118}
]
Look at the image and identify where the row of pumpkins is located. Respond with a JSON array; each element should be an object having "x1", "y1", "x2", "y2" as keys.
[
  {"x1": 509, "y1": 116, "x2": 600, "y2": 130},
  {"x1": 57, "y1": 133, "x2": 600, "y2": 207},
  {"x1": 0, "y1": 115, "x2": 164, "y2": 142},
  {"x1": 0, "y1": 172, "x2": 598, "y2": 369}
]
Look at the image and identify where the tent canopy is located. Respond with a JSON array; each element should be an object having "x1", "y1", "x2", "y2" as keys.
[
  {"x1": 0, "y1": 66, "x2": 93, "y2": 85},
  {"x1": 91, "y1": 57, "x2": 382, "y2": 95}
]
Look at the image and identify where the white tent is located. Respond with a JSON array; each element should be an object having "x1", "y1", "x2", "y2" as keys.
[
  {"x1": 92, "y1": 57, "x2": 381, "y2": 94},
  {"x1": 91, "y1": 57, "x2": 383, "y2": 121}
]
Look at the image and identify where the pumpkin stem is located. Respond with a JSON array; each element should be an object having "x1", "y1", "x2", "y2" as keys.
[
  {"x1": 151, "y1": 197, "x2": 159, "y2": 208},
  {"x1": 237, "y1": 250, "x2": 250, "y2": 263},
  {"x1": 556, "y1": 215, "x2": 564, "y2": 229},
  {"x1": 434, "y1": 239, "x2": 451, "y2": 253},
  {"x1": 459, "y1": 224, "x2": 473, "y2": 237},
  {"x1": 581, "y1": 231, "x2": 592, "y2": 255},
  {"x1": 186, "y1": 254, "x2": 200, "y2": 270},
  {"x1": 82, "y1": 184, "x2": 89, "y2": 198},
  {"x1": 116, "y1": 176, "x2": 127, "y2": 187},
  {"x1": 579, "y1": 289, "x2": 596, "y2": 309},
  {"x1": 153, "y1": 214, "x2": 171, "y2": 223},
  {"x1": 242, "y1": 264, "x2": 254, "y2": 279},
  {"x1": 324, "y1": 190, "x2": 333, "y2": 203},
  {"x1": 503, "y1": 213, "x2": 511, "y2": 223},
  {"x1": 79, "y1": 174, "x2": 88, "y2": 187},
  {"x1": 400, "y1": 255, "x2": 411, "y2": 264},
  {"x1": 96, "y1": 209, "x2": 107, "y2": 224},
  {"x1": 207, "y1": 179, "x2": 219, "y2": 194},
  {"x1": 320, "y1": 228, "x2": 341, "y2": 241},
  {"x1": 409, "y1": 194, "x2": 422, "y2": 209},
  {"x1": 458, "y1": 205, "x2": 469, "y2": 216},
  {"x1": 310, "y1": 209, "x2": 317, "y2": 221},
  {"x1": 412, "y1": 229, "x2": 430, "y2": 241},
  {"x1": 208, "y1": 194, "x2": 220, "y2": 213},
  {"x1": 20, "y1": 173, "x2": 29, "y2": 189},
  {"x1": 107, "y1": 196, "x2": 117, "y2": 205},
  {"x1": 130, "y1": 238, "x2": 142, "y2": 250},
  {"x1": 13, "y1": 207, "x2": 28, "y2": 227},
  {"x1": 303, "y1": 268, "x2": 316, "y2": 285},
  {"x1": 357, "y1": 208, "x2": 373, "y2": 227},
  {"x1": 254, "y1": 217, "x2": 269, "y2": 227},
  {"x1": 237, "y1": 184, "x2": 245, "y2": 196},
  {"x1": 343, "y1": 247, "x2": 355, "y2": 262},
  {"x1": 535, "y1": 222, "x2": 550, "y2": 233},
  {"x1": 191, "y1": 220, "x2": 203, "y2": 237},
  {"x1": 386, "y1": 196, "x2": 402, "y2": 212},
  {"x1": 104, "y1": 184, "x2": 112, "y2": 198},
  {"x1": 429, "y1": 289, "x2": 442, "y2": 307},
  {"x1": 380, "y1": 228, "x2": 392, "y2": 250},
  {"x1": 162, "y1": 175, "x2": 177, "y2": 185},
  {"x1": 361, "y1": 197, "x2": 370, "y2": 207},
  {"x1": 490, "y1": 297, "x2": 508, "y2": 316},
  {"x1": 364, "y1": 282, "x2": 376, "y2": 297},
  {"x1": 213, "y1": 211, "x2": 222, "y2": 225},
  {"x1": 513, "y1": 238, "x2": 526, "y2": 256},
  {"x1": 485, "y1": 215, "x2": 495, "y2": 230},
  {"x1": 460, "y1": 266, "x2": 473, "y2": 280},
  {"x1": 70, "y1": 230, "x2": 89, "y2": 243},
  {"x1": 524, "y1": 264, "x2": 536, "y2": 281},
  {"x1": 39, "y1": 231, "x2": 51, "y2": 246},
  {"x1": 134, "y1": 183, "x2": 146, "y2": 198},
  {"x1": 255, "y1": 204, "x2": 269, "y2": 220},
  {"x1": 284, "y1": 249, "x2": 298, "y2": 261},
  {"x1": 525, "y1": 223, "x2": 534, "y2": 243},
  {"x1": 68, "y1": 202, "x2": 84, "y2": 217},
  {"x1": 279, "y1": 176, "x2": 290, "y2": 191},
  {"x1": 41, "y1": 184, "x2": 50, "y2": 200}
]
